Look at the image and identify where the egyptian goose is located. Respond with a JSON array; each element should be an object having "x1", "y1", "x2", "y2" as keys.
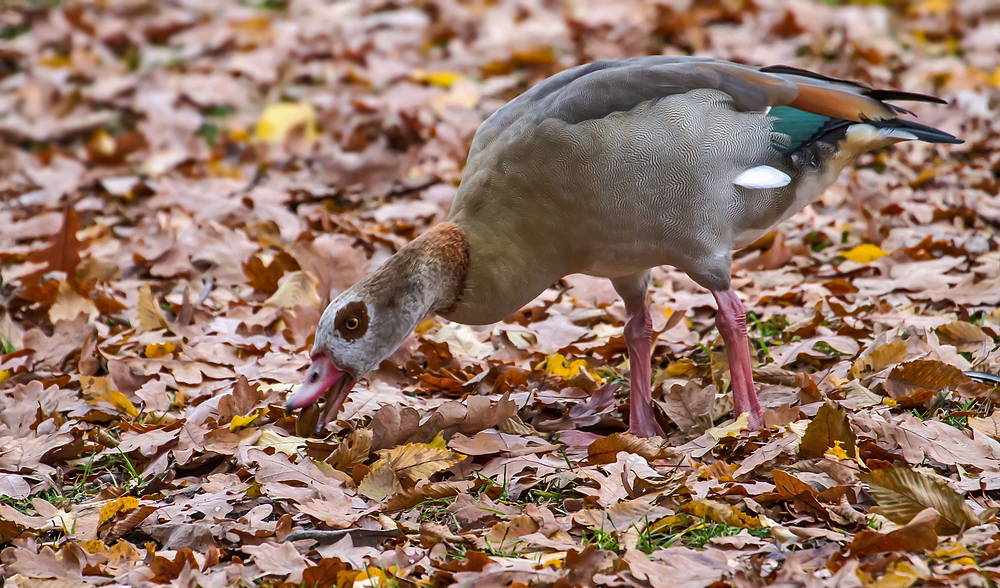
[{"x1": 286, "y1": 56, "x2": 961, "y2": 437}]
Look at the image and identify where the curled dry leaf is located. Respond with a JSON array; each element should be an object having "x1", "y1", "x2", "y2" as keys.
[
  {"x1": 327, "y1": 428, "x2": 373, "y2": 472},
  {"x1": 263, "y1": 270, "x2": 322, "y2": 309},
  {"x1": 586, "y1": 432, "x2": 674, "y2": 465},
  {"x1": 137, "y1": 284, "x2": 169, "y2": 332},
  {"x1": 798, "y1": 400, "x2": 856, "y2": 459},
  {"x1": 860, "y1": 467, "x2": 983, "y2": 535}
]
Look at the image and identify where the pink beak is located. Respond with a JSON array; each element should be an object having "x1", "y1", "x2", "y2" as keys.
[{"x1": 286, "y1": 354, "x2": 355, "y2": 432}]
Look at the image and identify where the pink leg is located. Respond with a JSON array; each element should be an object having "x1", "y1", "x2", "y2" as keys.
[
  {"x1": 712, "y1": 288, "x2": 764, "y2": 428},
  {"x1": 620, "y1": 290, "x2": 665, "y2": 438}
]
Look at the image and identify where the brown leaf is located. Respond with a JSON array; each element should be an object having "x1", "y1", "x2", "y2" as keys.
[
  {"x1": 884, "y1": 360, "x2": 989, "y2": 399},
  {"x1": 26, "y1": 207, "x2": 82, "y2": 283},
  {"x1": 385, "y1": 480, "x2": 475, "y2": 511},
  {"x1": 327, "y1": 428, "x2": 373, "y2": 472},
  {"x1": 848, "y1": 340, "x2": 907, "y2": 380},
  {"x1": 587, "y1": 432, "x2": 673, "y2": 465},
  {"x1": 263, "y1": 270, "x2": 321, "y2": 309},
  {"x1": 936, "y1": 321, "x2": 989, "y2": 352},
  {"x1": 242, "y1": 250, "x2": 300, "y2": 294},
  {"x1": 798, "y1": 400, "x2": 856, "y2": 459},
  {"x1": 573, "y1": 498, "x2": 672, "y2": 531},
  {"x1": 659, "y1": 381, "x2": 715, "y2": 433},
  {"x1": 969, "y1": 409, "x2": 1000, "y2": 440},
  {"x1": 861, "y1": 468, "x2": 982, "y2": 535},
  {"x1": 847, "y1": 507, "x2": 939, "y2": 557},
  {"x1": 357, "y1": 441, "x2": 465, "y2": 501}
]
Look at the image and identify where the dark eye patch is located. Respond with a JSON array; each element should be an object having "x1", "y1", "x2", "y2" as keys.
[{"x1": 335, "y1": 301, "x2": 369, "y2": 341}]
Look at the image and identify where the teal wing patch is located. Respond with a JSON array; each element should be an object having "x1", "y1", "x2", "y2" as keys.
[{"x1": 769, "y1": 106, "x2": 834, "y2": 154}]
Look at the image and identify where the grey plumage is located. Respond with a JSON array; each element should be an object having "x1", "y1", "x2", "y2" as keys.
[{"x1": 441, "y1": 56, "x2": 960, "y2": 325}]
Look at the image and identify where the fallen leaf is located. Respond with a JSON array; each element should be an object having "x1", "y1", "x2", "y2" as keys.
[
  {"x1": 843, "y1": 243, "x2": 887, "y2": 263},
  {"x1": 884, "y1": 360, "x2": 990, "y2": 399},
  {"x1": 969, "y1": 410, "x2": 1000, "y2": 440},
  {"x1": 82, "y1": 376, "x2": 138, "y2": 418},
  {"x1": 935, "y1": 321, "x2": 989, "y2": 352},
  {"x1": 861, "y1": 467, "x2": 982, "y2": 534},
  {"x1": 263, "y1": 271, "x2": 321, "y2": 309},
  {"x1": 587, "y1": 433, "x2": 672, "y2": 465},
  {"x1": 849, "y1": 340, "x2": 907, "y2": 380},
  {"x1": 98, "y1": 496, "x2": 140, "y2": 527},
  {"x1": 798, "y1": 400, "x2": 856, "y2": 459},
  {"x1": 254, "y1": 102, "x2": 319, "y2": 143},
  {"x1": 847, "y1": 507, "x2": 939, "y2": 557},
  {"x1": 137, "y1": 284, "x2": 169, "y2": 332},
  {"x1": 358, "y1": 442, "x2": 465, "y2": 501}
]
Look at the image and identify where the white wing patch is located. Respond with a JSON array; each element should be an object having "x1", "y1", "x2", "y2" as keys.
[{"x1": 733, "y1": 165, "x2": 791, "y2": 189}]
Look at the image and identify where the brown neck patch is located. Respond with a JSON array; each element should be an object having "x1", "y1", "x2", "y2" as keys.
[{"x1": 419, "y1": 222, "x2": 470, "y2": 313}]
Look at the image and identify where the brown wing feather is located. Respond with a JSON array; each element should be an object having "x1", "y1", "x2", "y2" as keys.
[{"x1": 789, "y1": 84, "x2": 898, "y2": 122}]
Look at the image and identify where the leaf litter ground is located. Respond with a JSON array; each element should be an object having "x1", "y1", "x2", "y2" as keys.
[{"x1": 1, "y1": 0, "x2": 1000, "y2": 586}]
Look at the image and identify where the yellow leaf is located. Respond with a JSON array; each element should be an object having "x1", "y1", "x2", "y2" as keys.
[
  {"x1": 0, "y1": 370, "x2": 8, "y2": 383},
  {"x1": 865, "y1": 559, "x2": 927, "y2": 588},
  {"x1": 99, "y1": 496, "x2": 140, "y2": 527},
  {"x1": 680, "y1": 498, "x2": 760, "y2": 528},
  {"x1": 137, "y1": 284, "x2": 169, "y2": 332},
  {"x1": 910, "y1": 168, "x2": 936, "y2": 188},
  {"x1": 825, "y1": 440, "x2": 849, "y2": 461},
  {"x1": 144, "y1": 341, "x2": 176, "y2": 359},
  {"x1": 358, "y1": 442, "x2": 465, "y2": 501},
  {"x1": 665, "y1": 358, "x2": 696, "y2": 377},
  {"x1": 229, "y1": 127, "x2": 251, "y2": 142},
  {"x1": 842, "y1": 244, "x2": 887, "y2": 263},
  {"x1": 357, "y1": 566, "x2": 398, "y2": 587},
  {"x1": 928, "y1": 541, "x2": 977, "y2": 567},
  {"x1": 230, "y1": 408, "x2": 265, "y2": 431},
  {"x1": 707, "y1": 412, "x2": 749, "y2": 440},
  {"x1": 39, "y1": 54, "x2": 71, "y2": 68},
  {"x1": 80, "y1": 539, "x2": 109, "y2": 554},
  {"x1": 82, "y1": 376, "x2": 139, "y2": 417},
  {"x1": 254, "y1": 102, "x2": 319, "y2": 143},
  {"x1": 412, "y1": 69, "x2": 464, "y2": 88},
  {"x1": 428, "y1": 433, "x2": 447, "y2": 449},
  {"x1": 541, "y1": 353, "x2": 601, "y2": 381}
]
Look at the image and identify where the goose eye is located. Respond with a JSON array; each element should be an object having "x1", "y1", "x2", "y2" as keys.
[
  {"x1": 345, "y1": 317, "x2": 360, "y2": 331},
  {"x1": 308, "y1": 370, "x2": 319, "y2": 383}
]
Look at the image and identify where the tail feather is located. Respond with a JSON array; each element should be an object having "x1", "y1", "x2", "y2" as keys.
[
  {"x1": 873, "y1": 118, "x2": 963, "y2": 144},
  {"x1": 866, "y1": 89, "x2": 947, "y2": 105}
]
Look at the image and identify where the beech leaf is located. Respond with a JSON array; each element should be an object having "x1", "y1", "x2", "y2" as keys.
[{"x1": 860, "y1": 467, "x2": 982, "y2": 535}]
